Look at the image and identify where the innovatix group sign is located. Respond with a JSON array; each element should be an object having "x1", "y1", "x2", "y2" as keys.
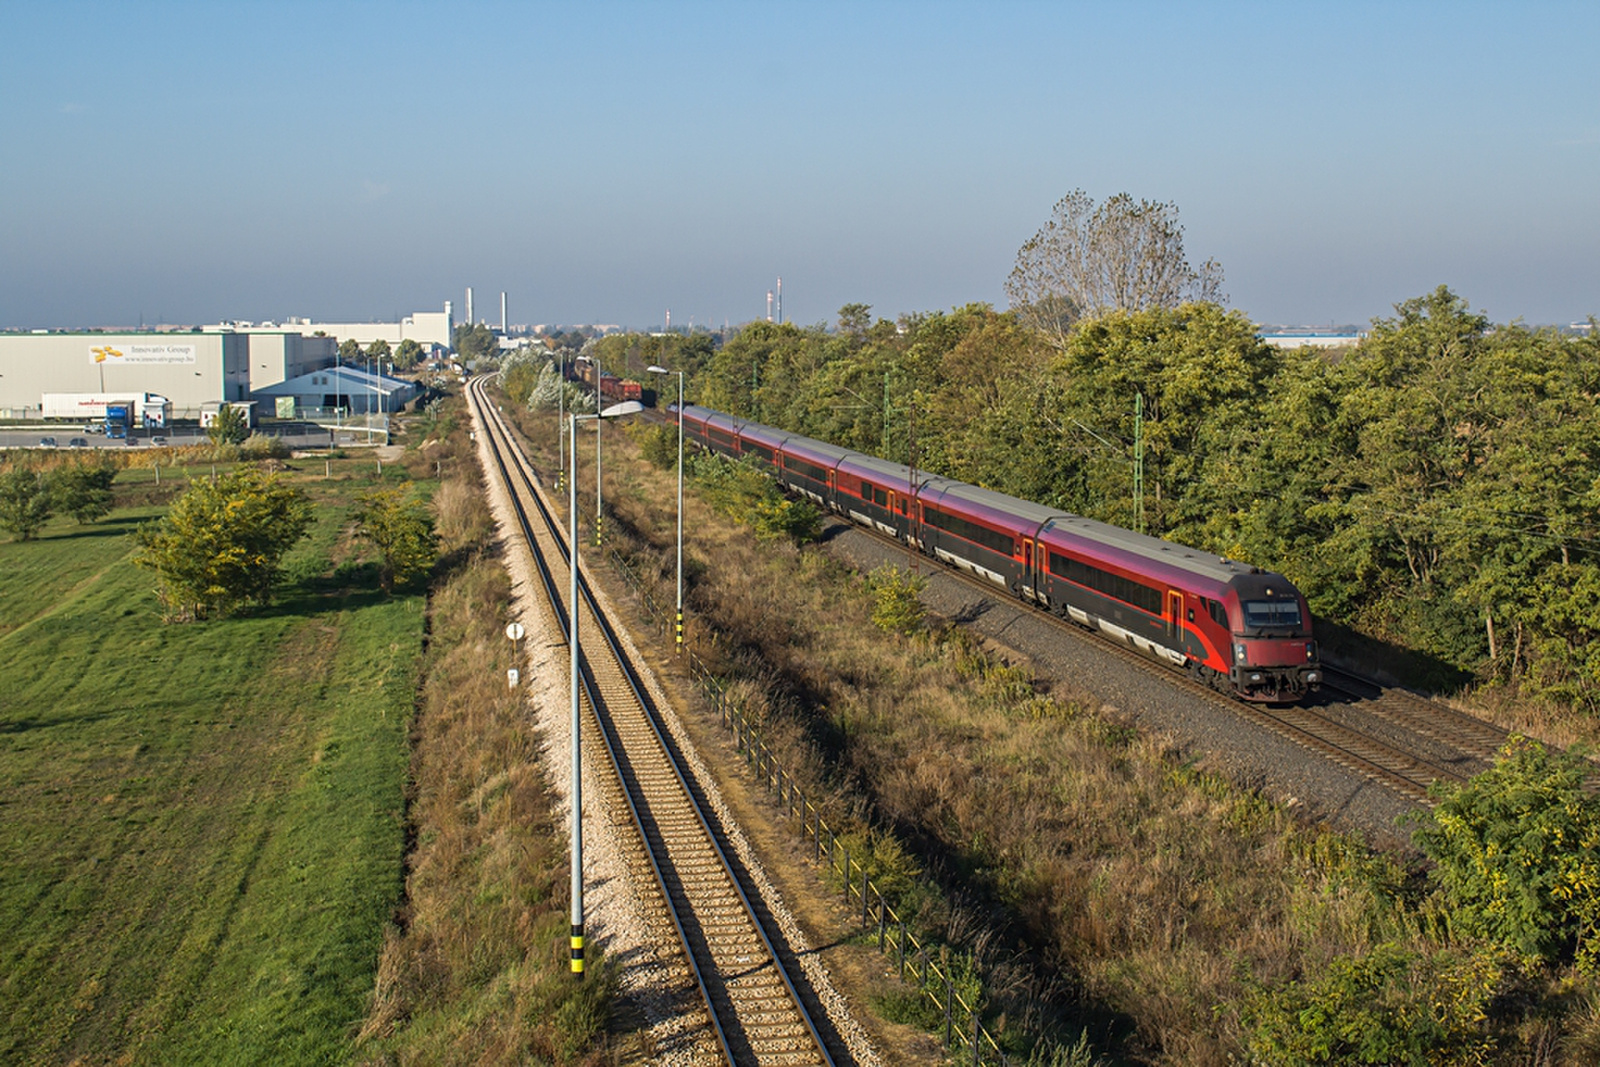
[{"x1": 88, "y1": 343, "x2": 198, "y2": 365}]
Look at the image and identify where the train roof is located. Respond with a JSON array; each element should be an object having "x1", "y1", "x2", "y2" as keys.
[
  {"x1": 678, "y1": 403, "x2": 1280, "y2": 589},
  {"x1": 1041, "y1": 513, "x2": 1264, "y2": 586}
]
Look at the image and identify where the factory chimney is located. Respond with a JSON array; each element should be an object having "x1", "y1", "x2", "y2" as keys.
[
  {"x1": 500, "y1": 291, "x2": 507, "y2": 333},
  {"x1": 466, "y1": 287, "x2": 474, "y2": 327},
  {"x1": 766, "y1": 290, "x2": 773, "y2": 322},
  {"x1": 776, "y1": 276, "x2": 782, "y2": 325}
]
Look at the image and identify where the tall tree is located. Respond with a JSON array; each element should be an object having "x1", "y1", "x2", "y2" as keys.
[
  {"x1": 134, "y1": 468, "x2": 313, "y2": 620},
  {"x1": 1005, "y1": 190, "x2": 1225, "y2": 348},
  {"x1": 0, "y1": 468, "x2": 54, "y2": 541},
  {"x1": 354, "y1": 486, "x2": 437, "y2": 592},
  {"x1": 393, "y1": 338, "x2": 424, "y2": 371}
]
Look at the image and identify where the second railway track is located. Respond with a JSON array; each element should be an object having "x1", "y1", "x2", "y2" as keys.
[{"x1": 467, "y1": 379, "x2": 840, "y2": 1066}]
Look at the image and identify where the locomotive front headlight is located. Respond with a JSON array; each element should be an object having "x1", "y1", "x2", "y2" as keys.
[
  {"x1": 1306, "y1": 641, "x2": 1317, "y2": 660},
  {"x1": 1234, "y1": 643, "x2": 1247, "y2": 664}
]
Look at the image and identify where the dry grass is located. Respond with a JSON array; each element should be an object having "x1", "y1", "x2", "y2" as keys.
[
  {"x1": 356, "y1": 398, "x2": 616, "y2": 1067},
  {"x1": 499, "y1": 402, "x2": 1600, "y2": 1065}
]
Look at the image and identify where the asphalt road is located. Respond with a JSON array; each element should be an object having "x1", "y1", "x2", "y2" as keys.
[{"x1": 0, "y1": 424, "x2": 367, "y2": 452}]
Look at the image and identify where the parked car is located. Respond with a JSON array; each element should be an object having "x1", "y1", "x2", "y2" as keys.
[
  {"x1": 151, "y1": 435, "x2": 168, "y2": 446},
  {"x1": 68, "y1": 438, "x2": 88, "y2": 448},
  {"x1": 39, "y1": 436, "x2": 58, "y2": 448}
]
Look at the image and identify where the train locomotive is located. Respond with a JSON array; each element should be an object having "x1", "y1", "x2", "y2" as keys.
[{"x1": 673, "y1": 403, "x2": 1321, "y2": 703}]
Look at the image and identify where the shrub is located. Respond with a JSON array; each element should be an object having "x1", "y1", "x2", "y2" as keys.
[
  {"x1": 240, "y1": 433, "x2": 291, "y2": 460},
  {"x1": 1238, "y1": 942, "x2": 1502, "y2": 1065},
  {"x1": 1412, "y1": 736, "x2": 1600, "y2": 969},
  {"x1": 865, "y1": 564, "x2": 927, "y2": 635},
  {"x1": 689, "y1": 452, "x2": 819, "y2": 542},
  {"x1": 628, "y1": 423, "x2": 678, "y2": 470},
  {"x1": 206, "y1": 404, "x2": 250, "y2": 446}
]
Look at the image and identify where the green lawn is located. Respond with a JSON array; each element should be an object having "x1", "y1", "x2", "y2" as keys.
[{"x1": 0, "y1": 468, "x2": 423, "y2": 1064}]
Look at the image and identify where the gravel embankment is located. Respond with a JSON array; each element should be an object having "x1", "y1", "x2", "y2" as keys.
[
  {"x1": 819, "y1": 519, "x2": 1419, "y2": 850},
  {"x1": 470, "y1": 402, "x2": 884, "y2": 1065}
]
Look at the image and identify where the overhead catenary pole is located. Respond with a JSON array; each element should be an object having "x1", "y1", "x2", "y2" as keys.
[{"x1": 1133, "y1": 391, "x2": 1145, "y2": 535}]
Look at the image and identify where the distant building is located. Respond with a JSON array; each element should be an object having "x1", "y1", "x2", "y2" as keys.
[
  {"x1": 252, "y1": 366, "x2": 420, "y2": 419},
  {"x1": 215, "y1": 303, "x2": 454, "y2": 353},
  {"x1": 1257, "y1": 328, "x2": 1366, "y2": 350},
  {"x1": 0, "y1": 330, "x2": 249, "y2": 419}
]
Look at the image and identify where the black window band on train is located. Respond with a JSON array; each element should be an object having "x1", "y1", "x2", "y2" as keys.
[
  {"x1": 743, "y1": 443, "x2": 775, "y2": 463},
  {"x1": 1049, "y1": 550, "x2": 1163, "y2": 615},
  {"x1": 708, "y1": 428, "x2": 735, "y2": 449},
  {"x1": 924, "y1": 506, "x2": 1015, "y2": 556},
  {"x1": 785, "y1": 457, "x2": 832, "y2": 483}
]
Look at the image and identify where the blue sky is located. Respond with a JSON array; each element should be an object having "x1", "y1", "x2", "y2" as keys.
[{"x1": 3, "y1": 1, "x2": 1596, "y2": 331}]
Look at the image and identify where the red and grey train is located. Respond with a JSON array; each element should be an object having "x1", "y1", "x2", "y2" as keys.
[{"x1": 674, "y1": 403, "x2": 1322, "y2": 703}]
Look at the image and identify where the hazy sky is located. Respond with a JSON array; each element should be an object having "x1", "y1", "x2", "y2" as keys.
[{"x1": 3, "y1": 1, "x2": 1596, "y2": 331}]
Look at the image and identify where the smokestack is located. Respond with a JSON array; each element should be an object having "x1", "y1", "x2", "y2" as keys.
[
  {"x1": 665, "y1": 309, "x2": 671, "y2": 331},
  {"x1": 766, "y1": 290, "x2": 773, "y2": 322},
  {"x1": 466, "y1": 287, "x2": 474, "y2": 327},
  {"x1": 776, "y1": 277, "x2": 782, "y2": 324},
  {"x1": 500, "y1": 292, "x2": 507, "y2": 333}
]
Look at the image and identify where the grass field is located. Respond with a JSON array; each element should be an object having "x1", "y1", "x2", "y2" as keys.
[{"x1": 0, "y1": 460, "x2": 424, "y2": 1064}]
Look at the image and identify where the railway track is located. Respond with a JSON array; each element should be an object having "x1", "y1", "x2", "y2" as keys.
[
  {"x1": 467, "y1": 379, "x2": 838, "y2": 1066},
  {"x1": 827, "y1": 516, "x2": 1491, "y2": 807}
]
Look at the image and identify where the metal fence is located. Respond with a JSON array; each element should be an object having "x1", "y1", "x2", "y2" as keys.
[{"x1": 604, "y1": 538, "x2": 1015, "y2": 1066}]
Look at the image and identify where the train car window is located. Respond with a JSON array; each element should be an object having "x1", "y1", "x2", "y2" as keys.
[
  {"x1": 708, "y1": 428, "x2": 736, "y2": 449},
  {"x1": 923, "y1": 506, "x2": 1014, "y2": 555},
  {"x1": 1206, "y1": 599, "x2": 1228, "y2": 627},
  {"x1": 1243, "y1": 600, "x2": 1303, "y2": 628},
  {"x1": 744, "y1": 443, "x2": 775, "y2": 464},
  {"x1": 1187, "y1": 608, "x2": 1195, "y2": 622},
  {"x1": 1048, "y1": 551, "x2": 1163, "y2": 615},
  {"x1": 872, "y1": 486, "x2": 888, "y2": 506},
  {"x1": 786, "y1": 456, "x2": 831, "y2": 482}
]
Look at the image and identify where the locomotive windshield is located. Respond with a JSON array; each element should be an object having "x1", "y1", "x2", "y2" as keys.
[{"x1": 1242, "y1": 599, "x2": 1303, "y2": 629}]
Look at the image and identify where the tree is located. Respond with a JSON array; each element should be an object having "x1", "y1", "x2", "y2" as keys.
[
  {"x1": 207, "y1": 404, "x2": 250, "y2": 447},
  {"x1": 51, "y1": 461, "x2": 116, "y2": 524},
  {"x1": 134, "y1": 468, "x2": 313, "y2": 620},
  {"x1": 837, "y1": 302, "x2": 873, "y2": 341},
  {"x1": 354, "y1": 486, "x2": 437, "y2": 592},
  {"x1": 0, "y1": 468, "x2": 54, "y2": 541},
  {"x1": 366, "y1": 337, "x2": 391, "y2": 363},
  {"x1": 338, "y1": 337, "x2": 363, "y2": 363},
  {"x1": 393, "y1": 338, "x2": 424, "y2": 371},
  {"x1": 454, "y1": 322, "x2": 498, "y2": 363},
  {"x1": 1005, "y1": 190, "x2": 1225, "y2": 348}
]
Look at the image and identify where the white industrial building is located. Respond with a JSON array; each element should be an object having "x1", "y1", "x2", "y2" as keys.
[
  {"x1": 216, "y1": 303, "x2": 454, "y2": 353},
  {"x1": 252, "y1": 366, "x2": 420, "y2": 419},
  {"x1": 1, "y1": 300, "x2": 452, "y2": 425},
  {"x1": 205, "y1": 328, "x2": 339, "y2": 390},
  {"x1": 0, "y1": 331, "x2": 250, "y2": 419}
]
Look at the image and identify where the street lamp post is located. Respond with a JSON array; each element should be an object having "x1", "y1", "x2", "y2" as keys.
[
  {"x1": 555, "y1": 355, "x2": 566, "y2": 492},
  {"x1": 647, "y1": 365, "x2": 684, "y2": 653},
  {"x1": 565, "y1": 399, "x2": 643, "y2": 979}
]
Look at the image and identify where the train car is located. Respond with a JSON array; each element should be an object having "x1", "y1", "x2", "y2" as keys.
[{"x1": 673, "y1": 403, "x2": 1319, "y2": 702}]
